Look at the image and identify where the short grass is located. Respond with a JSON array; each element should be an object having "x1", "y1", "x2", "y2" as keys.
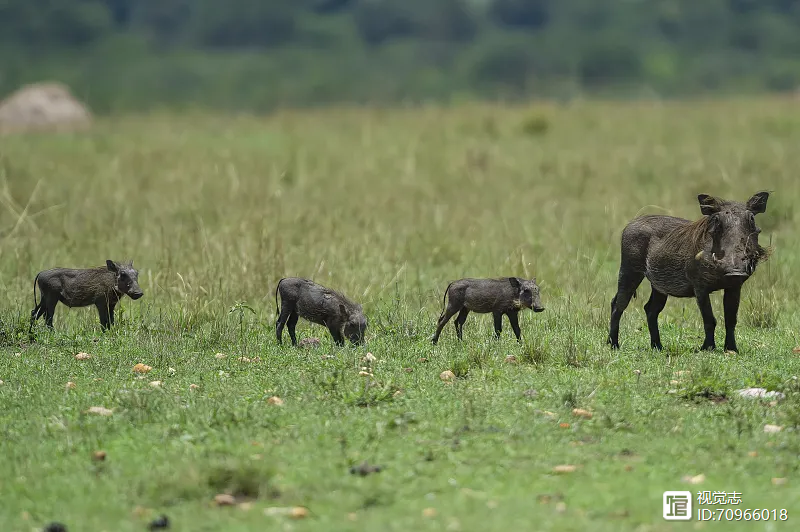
[{"x1": 1, "y1": 98, "x2": 800, "y2": 531}]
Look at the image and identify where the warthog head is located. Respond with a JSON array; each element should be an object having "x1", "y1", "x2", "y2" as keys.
[
  {"x1": 512, "y1": 277, "x2": 545, "y2": 313},
  {"x1": 107, "y1": 260, "x2": 144, "y2": 300},
  {"x1": 342, "y1": 304, "x2": 368, "y2": 345},
  {"x1": 696, "y1": 192, "x2": 769, "y2": 279}
]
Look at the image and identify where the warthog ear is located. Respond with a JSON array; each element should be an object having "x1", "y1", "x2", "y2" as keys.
[
  {"x1": 106, "y1": 260, "x2": 119, "y2": 273},
  {"x1": 509, "y1": 277, "x2": 521, "y2": 289},
  {"x1": 698, "y1": 194, "x2": 723, "y2": 216},
  {"x1": 746, "y1": 191, "x2": 769, "y2": 214},
  {"x1": 340, "y1": 304, "x2": 347, "y2": 317}
]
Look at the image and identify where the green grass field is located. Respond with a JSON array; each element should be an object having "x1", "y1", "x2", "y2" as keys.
[{"x1": 1, "y1": 98, "x2": 799, "y2": 531}]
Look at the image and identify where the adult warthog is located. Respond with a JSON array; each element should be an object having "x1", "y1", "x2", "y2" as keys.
[{"x1": 608, "y1": 192, "x2": 770, "y2": 353}]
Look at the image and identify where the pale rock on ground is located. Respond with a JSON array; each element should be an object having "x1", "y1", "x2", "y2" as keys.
[
  {"x1": 735, "y1": 388, "x2": 785, "y2": 400},
  {"x1": 0, "y1": 82, "x2": 92, "y2": 134}
]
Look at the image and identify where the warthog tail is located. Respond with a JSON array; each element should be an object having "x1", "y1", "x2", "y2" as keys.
[
  {"x1": 438, "y1": 281, "x2": 455, "y2": 321},
  {"x1": 29, "y1": 272, "x2": 42, "y2": 337},
  {"x1": 32, "y1": 272, "x2": 41, "y2": 308},
  {"x1": 275, "y1": 278, "x2": 287, "y2": 316}
]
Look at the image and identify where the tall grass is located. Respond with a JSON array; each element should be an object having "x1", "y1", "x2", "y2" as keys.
[
  {"x1": 1, "y1": 98, "x2": 799, "y2": 530},
  {"x1": 1, "y1": 99, "x2": 797, "y2": 337}
]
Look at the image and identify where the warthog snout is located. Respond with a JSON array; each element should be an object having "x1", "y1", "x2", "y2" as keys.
[
  {"x1": 344, "y1": 318, "x2": 368, "y2": 345},
  {"x1": 349, "y1": 334, "x2": 365, "y2": 345},
  {"x1": 723, "y1": 258, "x2": 752, "y2": 278},
  {"x1": 531, "y1": 289, "x2": 544, "y2": 313},
  {"x1": 724, "y1": 272, "x2": 749, "y2": 279},
  {"x1": 695, "y1": 251, "x2": 757, "y2": 278},
  {"x1": 704, "y1": 250, "x2": 756, "y2": 279}
]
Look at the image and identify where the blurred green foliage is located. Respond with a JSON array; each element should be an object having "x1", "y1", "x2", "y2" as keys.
[{"x1": 2, "y1": 0, "x2": 800, "y2": 111}]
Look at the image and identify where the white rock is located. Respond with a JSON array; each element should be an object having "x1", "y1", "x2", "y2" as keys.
[{"x1": 736, "y1": 388, "x2": 785, "y2": 400}]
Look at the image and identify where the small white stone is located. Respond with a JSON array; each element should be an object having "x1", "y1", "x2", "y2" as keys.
[{"x1": 736, "y1": 388, "x2": 785, "y2": 400}]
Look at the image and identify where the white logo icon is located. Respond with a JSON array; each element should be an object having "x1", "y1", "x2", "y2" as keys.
[{"x1": 663, "y1": 491, "x2": 692, "y2": 520}]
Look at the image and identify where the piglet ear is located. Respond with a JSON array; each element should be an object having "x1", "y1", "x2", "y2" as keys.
[
  {"x1": 340, "y1": 304, "x2": 347, "y2": 317},
  {"x1": 509, "y1": 277, "x2": 521, "y2": 289},
  {"x1": 106, "y1": 260, "x2": 119, "y2": 273}
]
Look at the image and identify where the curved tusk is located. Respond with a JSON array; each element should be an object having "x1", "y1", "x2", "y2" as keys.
[
  {"x1": 712, "y1": 252, "x2": 718, "y2": 261},
  {"x1": 695, "y1": 251, "x2": 704, "y2": 260}
]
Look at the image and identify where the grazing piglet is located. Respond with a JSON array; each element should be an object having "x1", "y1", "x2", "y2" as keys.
[
  {"x1": 30, "y1": 260, "x2": 143, "y2": 335},
  {"x1": 608, "y1": 192, "x2": 770, "y2": 353},
  {"x1": 431, "y1": 277, "x2": 544, "y2": 344},
  {"x1": 275, "y1": 277, "x2": 367, "y2": 347}
]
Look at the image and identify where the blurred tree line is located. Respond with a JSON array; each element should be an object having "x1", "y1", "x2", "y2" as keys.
[{"x1": 1, "y1": 0, "x2": 800, "y2": 111}]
